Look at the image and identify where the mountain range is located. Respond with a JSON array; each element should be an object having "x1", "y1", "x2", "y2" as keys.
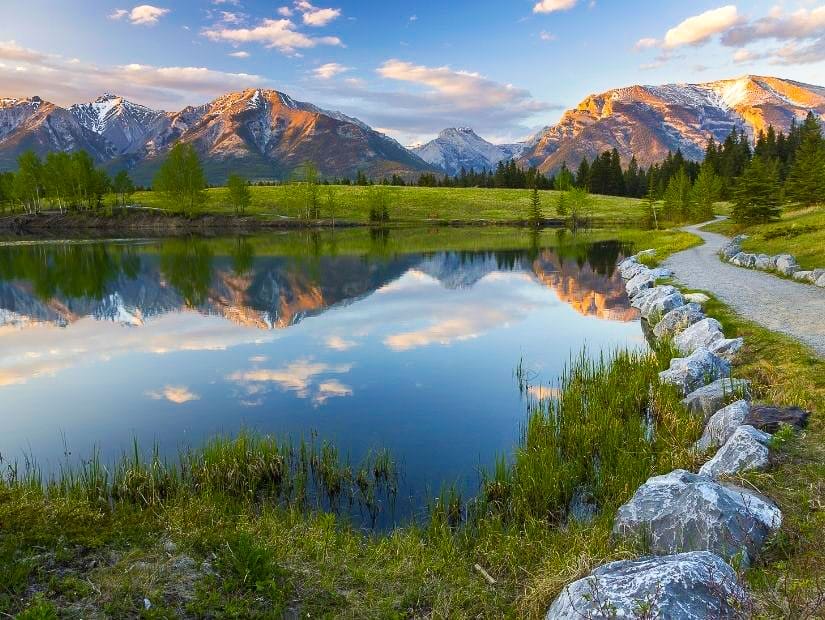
[{"x1": 1, "y1": 75, "x2": 824, "y2": 183}]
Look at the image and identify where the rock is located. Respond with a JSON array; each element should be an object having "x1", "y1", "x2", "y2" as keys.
[
  {"x1": 683, "y1": 379, "x2": 751, "y2": 420},
  {"x1": 637, "y1": 249, "x2": 657, "y2": 257},
  {"x1": 674, "y1": 318, "x2": 725, "y2": 356},
  {"x1": 731, "y1": 252, "x2": 756, "y2": 268},
  {"x1": 621, "y1": 261, "x2": 650, "y2": 280},
  {"x1": 653, "y1": 303, "x2": 704, "y2": 339},
  {"x1": 648, "y1": 267, "x2": 673, "y2": 279},
  {"x1": 744, "y1": 405, "x2": 810, "y2": 433},
  {"x1": 626, "y1": 271, "x2": 655, "y2": 298},
  {"x1": 792, "y1": 270, "x2": 814, "y2": 282},
  {"x1": 684, "y1": 292, "x2": 710, "y2": 304},
  {"x1": 816, "y1": 273, "x2": 825, "y2": 288},
  {"x1": 613, "y1": 469, "x2": 782, "y2": 566},
  {"x1": 144, "y1": 598, "x2": 152, "y2": 610},
  {"x1": 632, "y1": 286, "x2": 685, "y2": 321},
  {"x1": 774, "y1": 254, "x2": 800, "y2": 276},
  {"x1": 699, "y1": 426, "x2": 771, "y2": 479},
  {"x1": 568, "y1": 487, "x2": 598, "y2": 524},
  {"x1": 695, "y1": 400, "x2": 750, "y2": 452},
  {"x1": 545, "y1": 551, "x2": 748, "y2": 620},
  {"x1": 720, "y1": 240, "x2": 744, "y2": 261},
  {"x1": 754, "y1": 254, "x2": 776, "y2": 271},
  {"x1": 617, "y1": 257, "x2": 639, "y2": 277},
  {"x1": 659, "y1": 348, "x2": 731, "y2": 395},
  {"x1": 708, "y1": 337, "x2": 745, "y2": 362},
  {"x1": 163, "y1": 540, "x2": 177, "y2": 554}
]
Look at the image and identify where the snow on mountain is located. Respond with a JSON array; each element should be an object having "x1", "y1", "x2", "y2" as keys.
[
  {"x1": 520, "y1": 75, "x2": 825, "y2": 174},
  {"x1": 70, "y1": 94, "x2": 167, "y2": 154},
  {"x1": 412, "y1": 127, "x2": 521, "y2": 175}
]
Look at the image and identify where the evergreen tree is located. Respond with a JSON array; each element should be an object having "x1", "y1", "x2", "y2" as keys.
[
  {"x1": 154, "y1": 143, "x2": 207, "y2": 215},
  {"x1": 575, "y1": 158, "x2": 590, "y2": 190},
  {"x1": 732, "y1": 156, "x2": 782, "y2": 224},
  {"x1": 784, "y1": 112, "x2": 825, "y2": 207},
  {"x1": 690, "y1": 162, "x2": 723, "y2": 220},
  {"x1": 527, "y1": 185, "x2": 542, "y2": 227},
  {"x1": 662, "y1": 167, "x2": 693, "y2": 222}
]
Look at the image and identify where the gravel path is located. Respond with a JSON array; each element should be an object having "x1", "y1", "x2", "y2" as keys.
[{"x1": 663, "y1": 219, "x2": 825, "y2": 358}]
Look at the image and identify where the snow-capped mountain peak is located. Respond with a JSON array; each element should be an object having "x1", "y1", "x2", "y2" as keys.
[{"x1": 413, "y1": 127, "x2": 523, "y2": 175}]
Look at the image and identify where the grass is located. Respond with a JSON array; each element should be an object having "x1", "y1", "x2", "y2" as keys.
[
  {"x1": 0, "y1": 344, "x2": 700, "y2": 618},
  {"x1": 123, "y1": 185, "x2": 652, "y2": 226},
  {"x1": 703, "y1": 205, "x2": 825, "y2": 269}
]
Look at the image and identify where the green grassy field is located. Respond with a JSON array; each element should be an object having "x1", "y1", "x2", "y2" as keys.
[
  {"x1": 131, "y1": 185, "x2": 650, "y2": 225},
  {"x1": 703, "y1": 206, "x2": 825, "y2": 269}
]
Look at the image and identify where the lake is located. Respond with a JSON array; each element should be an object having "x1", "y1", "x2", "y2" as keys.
[{"x1": 0, "y1": 227, "x2": 645, "y2": 525}]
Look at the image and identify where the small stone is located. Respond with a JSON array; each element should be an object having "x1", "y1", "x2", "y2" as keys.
[
  {"x1": 545, "y1": 552, "x2": 748, "y2": 620},
  {"x1": 144, "y1": 598, "x2": 152, "y2": 610},
  {"x1": 695, "y1": 399, "x2": 750, "y2": 452},
  {"x1": 682, "y1": 378, "x2": 751, "y2": 420},
  {"x1": 792, "y1": 270, "x2": 814, "y2": 282},
  {"x1": 816, "y1": 273, "x2": 825, "y2": 288},
  {"x1": 684, "y1": 292, "x2": 710, "y2": 304},
  {"x1": 653, "y1": 303, "x2": 704, "y2": 339},
  {"x1": 744, "y1": 405, "x2": 810, "y2": 433},
  {"x1": 731, "y1": 252, "x2": 756, "y2": 268},
  {"x1": 658, "y1": 348, "x2": 731, "y2": 395},
  {"x1": 699, "y1": 425, "x2": 771, "y2": 479},
  {"x1": 774, "y1": 254, "x2": 800, "y2": 276},
  {"x1": 754, "y1": 254, "x2": 776, "y2": 271}
]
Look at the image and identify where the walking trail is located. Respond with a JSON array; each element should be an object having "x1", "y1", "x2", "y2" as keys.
[{"x1": 663, "y1": 219, "x2": 825, "y2": 358}]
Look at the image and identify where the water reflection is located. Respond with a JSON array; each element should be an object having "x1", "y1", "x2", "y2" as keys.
[{"x1": 0, "y1": 229, "x2": 641, "y2": 524}]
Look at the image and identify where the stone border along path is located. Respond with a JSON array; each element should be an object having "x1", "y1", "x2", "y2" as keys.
[
  {"x1": 662, "y1": 218, "x2": 825, "y2": 358},
  {"x1": 545, "y1": 249, "x2": 811, "y2": 619}
]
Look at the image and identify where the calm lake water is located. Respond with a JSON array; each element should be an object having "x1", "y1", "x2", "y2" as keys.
[{"x1": 0, "y1": 228, "x2": 644, "y2": 524}]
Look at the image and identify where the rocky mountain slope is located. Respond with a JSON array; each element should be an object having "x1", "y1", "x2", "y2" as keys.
[
  {"x1": 520, "y1": 75, "x2": 825, "y2": 174},
  {"x1": 0, "y1": 89, "x2": 434, "y2": 183},
  {"x1": 412, "y1": 127, "x2": 523, "y2": 175}
]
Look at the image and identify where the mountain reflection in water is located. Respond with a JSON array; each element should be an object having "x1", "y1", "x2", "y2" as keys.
[{"x1": 0, "y1": 230, "x2": 643, "y2": 526}]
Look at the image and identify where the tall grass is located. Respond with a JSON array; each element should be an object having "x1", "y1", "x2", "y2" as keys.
[{"x1": 478, "y1": 346, "x2": 700, "y2": 525}]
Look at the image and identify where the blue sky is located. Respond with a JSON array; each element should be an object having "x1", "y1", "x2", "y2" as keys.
[{"x1": 2, "y1": 1, "x2": 825, "y2": 144}]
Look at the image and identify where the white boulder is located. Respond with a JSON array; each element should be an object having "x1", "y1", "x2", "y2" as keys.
[
  {"x1": 674, "y1": 318, "x2": 725, "y2": 356},
  {"x1": 695, "y1": 400, "x2": 750, "y2": 452},
  {"x1": 652, "y1": 303, "x2": 704, "y2": 339},
  {"x1": 682, "y1": 379, "x2": 751, "y2": 420},
  {"x1": 699, "y1": 425, "x2": 771, "y2": 479},
  {"x1": 774, "y1": 254, "x2": 800, "y2": 276},
  {"x1": 659, "y1": 348, "x2": 731, "y2": 394}
]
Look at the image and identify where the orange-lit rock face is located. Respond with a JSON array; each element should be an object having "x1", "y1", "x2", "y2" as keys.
[
  {"x1": 521, "y1": 75, "x2": 825, "y2": 175},
  {"x1": 532, "y1": 252, "x2": 639, "y2": 322}
]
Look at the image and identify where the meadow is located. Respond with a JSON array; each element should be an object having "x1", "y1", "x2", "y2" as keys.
[{"x1": 130, "y1": 184, "x2": 651, "y2": 226}]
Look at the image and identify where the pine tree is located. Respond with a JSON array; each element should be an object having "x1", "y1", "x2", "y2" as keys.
[
  {"x1": 662, "y1": 167, "x2": 693, "y2": 222},
  {"x1": 732, "y1": 156, "x2": 782, "y2": 224},
  {"x1": 527, "y1": 185, "x2": 542, "y2": 227},
  {"x1": 690, "y1": 162, "x2": 723, "y2": 220},
  {"x1": 785, "y1": 112, "x2": 825, "y2": 207}
]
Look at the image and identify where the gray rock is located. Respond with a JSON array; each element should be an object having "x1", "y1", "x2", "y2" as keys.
[
  {"x1": 622, "y1": 261, "x2": 650, "y2": 280},
  {"x1": 720, "y1": 240, "x2": 743, "y2": 261},
  {"x1": 682, "y1": 379, "x2": 751, "y2": 420},
  {"x1": 744, "y1": 405, "x2": 810, "y2": 433},
  {"x1": 792, "y1": 270, "x2": 814, "y2": 283},
  {"x1": 754, "y1": 254, "x2": 776, "y2": 271},
  {"x1": 632, "y1": 285, "x2": 685, "y2": 320},
  {"x1": 695, "y1": 400, "x2": 751, "y2": 452},
  {"x1": 816, "y1": 273, "x2": 825, "y2": 288},
  {"x1": 660, "y1": 349, "x2": 731, "y2": 395},
  {"x1": 731, "y1": 252, "x2": 756, "y2": 268},
  {"x1": 626, "y1": 271, "x2": 655, "y2": 299},
  {"x1": 699, "y1": 425, "x2": 771, "y2": 479},
  {"x1": 653, "y1": 303, "x2": 704, "y2": 339},
  {"x1": 545, "y1": 551, "x2": 748, "y2": 620},
  {"x1": 684, "y1": 292, "x2": 710, "y2": 304},
  {"x1": 617, "y1": 257, "x2": 639, "y2": 278},
  {"x1": 674, "y1": 318, "x2": 725, "y2": 356},
  {"x1": 774, "y1": 254, "x2": 800, "y2": 276},
  {"x1": 613, "y1": 469, "x2": 782, "y2": 566},
  {"x1": 708, "y1": 337, "x2": 745, "y2": 362},
  {"x1": 648, "y1": 266, "x2": 674, "y2": 279},
  {"x1": 637, "y1": 249, "x2": 657, "y2": 257}
]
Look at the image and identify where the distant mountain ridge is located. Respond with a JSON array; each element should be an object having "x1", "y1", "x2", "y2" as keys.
[
  {"x1": 520, "y1": 75, "x2": 825, "y2": 174},
  {"x1": 0, "y1": 89, "x2": 435, "y2": 183},
  {"x1": 2, "y1": 75, "x2": 824, "y2": 183},
  {"x1": 412, "y1": 127, "x2": 524, "y2": 175}
]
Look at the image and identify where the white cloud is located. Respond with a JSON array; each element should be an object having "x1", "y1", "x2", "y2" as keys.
[
  {"x1": 324, "y1": 335, "x2": 356, "y2": 350},
  {"x1": 634, "y1": 37, "x2": 658, "y2": 50},
  {"x1": 110, "y1": 5, "x2": 170, "y2": 26},
  {"x1": 0, "y1": 41, "x2": 265, "y2": 109},
  {"x1": 295, "y1": 0, "x2": 341, "y2": 27},
  {"x1": 664, "y1": 5, "x2": 740, "y2": 48},
  {"x1": 203, "y1": 17, "x2": 342, "y2": 53},
  {"x1": 540, "y1": 31, "x2": 557, "y2": 42},
  {"x1": 228, "y1": 50, "x2": 250, "y2": 58},
  {"x1": 219, "y1": 11, "x2": 245, "y2": 25},
  {"x1": 533, "y1": 0, "x2": 578, "y2": 14},
  {"x1": 313, "y1": 62, "x2": 349, "y2": 79},
  {"x1": 277, "y1": 6, "x2": 293, "y2": 16}
]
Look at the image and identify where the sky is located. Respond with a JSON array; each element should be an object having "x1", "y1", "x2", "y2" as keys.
[{"x1": 2, "y1": 1, "x2": 825, "y2": 145}]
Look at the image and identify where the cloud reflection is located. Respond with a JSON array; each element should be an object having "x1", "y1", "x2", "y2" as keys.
[
  {"x1": 226, "y1": 358, "x2": 354, "y2": 406},
  {"x1": 146, "y1": 385, "x2": 201, "y2": 404}
]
